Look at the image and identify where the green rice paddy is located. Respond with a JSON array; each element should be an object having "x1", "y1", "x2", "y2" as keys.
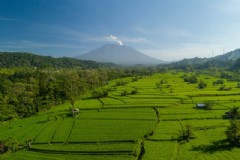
[{"x1": 1, "y1": 71, "x2": 240, "y2": 159}]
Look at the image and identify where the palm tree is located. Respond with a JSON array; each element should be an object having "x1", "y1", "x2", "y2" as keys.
[
  {"x1": 229, "y1": 107, "x2": 239, "y2": 120},
  {"x1": 181, "y1": 125, "x2": 193, "y2": 142},
  {"x1": 226, "y1": 120, "x2": 240, "y2": 146}
]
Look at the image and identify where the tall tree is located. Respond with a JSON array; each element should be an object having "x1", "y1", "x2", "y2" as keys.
[
  {"x1": 64, "y1": 72, "x2": 82, "y2": 108},
  {"x1": 229, "y1": 107, "x2": 239, "y2": 120},
  {"x1": 226, "y1": 120, "x2": 240, "y2": 146}
]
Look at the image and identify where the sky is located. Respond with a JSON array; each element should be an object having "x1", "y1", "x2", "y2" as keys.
[{"x1": 1, "y1": 0, "x2": 240, "y2": 61}]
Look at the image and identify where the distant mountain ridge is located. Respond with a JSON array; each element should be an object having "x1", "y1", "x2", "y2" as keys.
[
  {"x1": 2, "y1": 48, "x2": 240, "y2": 69},
  {"x1": 76, "y1": 44, "x2": 165, "y2": 65},
  {"x1": 214, "y1": 49, "x2": 240, "y2": 61},
  {"x1": 0, "y1": 52, "x2": 116, "y2": 68},
  {"x1": 161, "y1": 48, "x2": 240, "y2": 70}
]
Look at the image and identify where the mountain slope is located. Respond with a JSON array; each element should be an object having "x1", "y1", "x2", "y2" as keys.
[
  {"x1": 76, "y1": 44, "x2": 164, "y2": 65},
  {"x1": 214, "y1": 49, "x2": 240, "y2": 61},
  {"x1": 159, "y1": 49, "x2": 240, "y2": 69}
]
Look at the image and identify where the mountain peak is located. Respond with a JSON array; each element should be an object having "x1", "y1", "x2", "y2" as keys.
[{"x1": 76, "y1": 44, "x2": 164, "y2": 65}]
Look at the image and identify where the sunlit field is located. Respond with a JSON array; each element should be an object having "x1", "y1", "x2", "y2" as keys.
[{"x1": 1, "y1": 71, "x2": 240, "y2": 159}]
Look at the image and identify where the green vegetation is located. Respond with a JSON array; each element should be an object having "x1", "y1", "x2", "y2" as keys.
[
  {"x1": 1, "y1": 63, "x2": 240, "y2": 159},
  {"x1": 198, "y1": 80, "x2": 207, "y2": 89},
  {"x1": 0, "y1": 52, "x2": 116, "y2": 68},
  {"x1": 183, "y1": 74, "x2": 198, "y2": 83},
  {"x1": 226, "y1": 120, "x2": 240, "y2": 146}
]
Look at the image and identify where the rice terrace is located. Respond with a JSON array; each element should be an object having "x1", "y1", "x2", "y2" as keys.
[
  {"x1": 1, "y1": 68, "x2": 240, "y2": 160},
  {"x1": 2, "y1": 1, "x2": 240, "y2": 160}
]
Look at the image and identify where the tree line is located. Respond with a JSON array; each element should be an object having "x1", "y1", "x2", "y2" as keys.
[
  {"x1": 0, "y1": 52, "x2": 116, "y2": 68},
  {"x1": 0, "y1": 66, "x2": 158, "y2": 121}
]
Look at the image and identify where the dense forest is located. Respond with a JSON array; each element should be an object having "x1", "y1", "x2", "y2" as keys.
[
  {"x1": 0, "y1": 53, "x2": 158, "y2": 121},
  {"x1": 0, "y1": 52, "x2": 116, "y2": 68},
  {"x1": 0, "y1": 68, "x2": 158, "y2": 121}
]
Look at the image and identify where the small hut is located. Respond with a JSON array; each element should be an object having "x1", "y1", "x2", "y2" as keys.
[
  {"x1": 196, "y1": 103, "x2": 207, "y2": 109},
  {"x1": 71, "y1": 108, "x2": 79, "y2": 117}
]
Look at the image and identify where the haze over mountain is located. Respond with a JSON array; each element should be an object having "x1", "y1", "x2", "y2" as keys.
[
  {"x1": 76, "y1": 44, "x2": 165, "y2": 65},
  {"x1": 162, "y1": 48, "x2": 240, "y2": 70},
  {"x1": 179, "y1": 48, "x2": 240, "y2": 64},
  {"x1": 214, "y1": 49, "x2": 240, "y2": 61}
]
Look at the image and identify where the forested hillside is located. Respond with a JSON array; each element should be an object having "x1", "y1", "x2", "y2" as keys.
[
  {"x1": 0, "y1": 65, "x2": 158, "y2": 121},
  {"x1": 0, "y1": 52, "x2": 116, "y2": 68}
]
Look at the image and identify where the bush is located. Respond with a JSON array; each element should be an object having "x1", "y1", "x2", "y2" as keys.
[
  {"x1": 121, "y1": 89, "x2": 138, "y2": 96},
  {"x1": 132, "y1": 76, "x2": 142, "y2": 82},
  {"x1": 1, "y1": 137, "x2": 19, "y2": 153},
  {"x1": 116, "y1": 80, "x2": 128, "y2": 86},
  {"x1": 219, "y1": 85, "x2": 232, "y2": 91},
  {"x1": 131, "y1": 89, "x2": 138, "y2": 95},
  {"x1": 121, "y1": 90, "x2": 129, "y2": 96},
  {"x1": 179, "y1": 125, "x2": 194, "y2": 142},
  {"x1": 198, "y1": 80, "x2": 207, "y2": 89},
  {"x1": 220, "y1": 72, "x2": 233, "y2": 79},
  {"x1": 205, "y1": 101, "x2": 215, "y2": 110},
  {"x1": 156, "y1": 82, "x2": 162, "y2": 89},
  {"x1": 237, "y1": 82, "x2": 240, "y2": 88},
  {"x1": 183, "y1": 75, "x2": 198, "y2": 83},
  {"x1": 213, "y1": 79, "x2": 224, "y2": 86},
  {"x1": 92, "y1": 88, "x2": 108, "y2": 98}
]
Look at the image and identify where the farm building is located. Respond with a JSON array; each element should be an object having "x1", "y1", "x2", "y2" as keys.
[
  {"x1": 71, "y1": 108, "x2": 79, "y2": 117},
  {"x1": 196, "y1": 103, "x2": 207, "y2": 109}
]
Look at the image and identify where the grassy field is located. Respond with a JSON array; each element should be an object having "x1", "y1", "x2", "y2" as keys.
[{"x1": 1, "y1": 71, "x2": 240, "y2": 159}]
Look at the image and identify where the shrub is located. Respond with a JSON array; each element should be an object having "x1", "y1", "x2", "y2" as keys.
[
  {"x1": 198, "y1": 80, "x2": 207, "y2": 89},
  {"x1": 237, "y1": 82, "x2": 240, "y2": 88},
  {"x1": 156, "y1": 82, "x2": 162, "y2": 90},
  {"x1": 121, "y1": 89, "x2": 138, "y2": 96},
  {"x1": 92, "y1": 88, "x2": 108, "y2": 98},
  {"x1": 121, "y1": 90, "x2": 129, "y2": 96},
  {"x1": 1, "y1": 137, "x2": 19, "y2": 153},
  {"x1": 160, "y1": 78, "x2": 167, "y2": 84},
  {"x1": 183, "y1": 75, "x2": 198, "y2": 83},
  {"x1": 132, "y1": 76, "x2": 142, "y2": 82},
  {"x1": 219, "y1": 85, "x2": 232, "y2": 91},
  {"x1": 205, "y1": 101, "x2": 215, "y2": 110},
  {"x1": 220, "y1": 72, "x2": 233, "y2": 79},
  {"x1": 179, "y1": 125, "x2": 194, "y2": 142},
  {"x1": 116, "y1": 80, "x2": 128, "y2": 86},
  {"x1": 131, "y1": 89, "x2": 138, "y2": 95},
  {"x1": 213, "y1": 79, "x2": 224, "y2": 86}
]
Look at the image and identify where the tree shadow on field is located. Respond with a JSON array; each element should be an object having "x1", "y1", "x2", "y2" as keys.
[{"x1": 191, "y1": 139, "x2": 234, "y2": 153}]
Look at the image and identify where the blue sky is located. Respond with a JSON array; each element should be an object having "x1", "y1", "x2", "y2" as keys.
[{"x1": 1, "y1": 0, "x2": 240, "y2": 61}]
